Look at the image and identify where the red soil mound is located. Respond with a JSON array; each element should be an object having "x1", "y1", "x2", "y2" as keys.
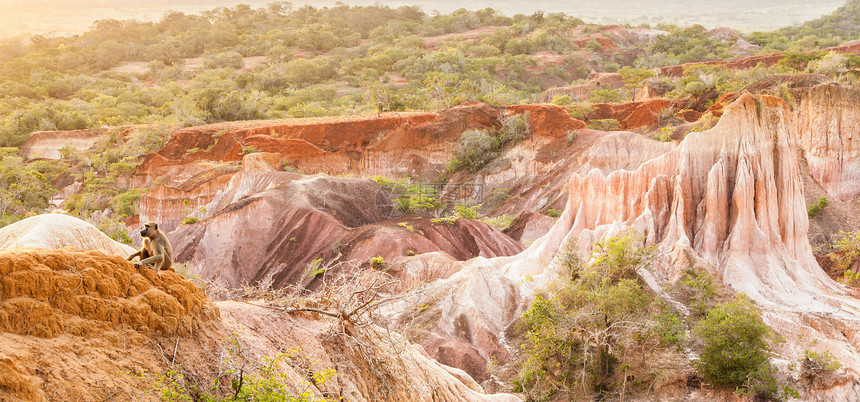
[{"x1": 0, "y1": 248, "x2": 218, "y2": 338}]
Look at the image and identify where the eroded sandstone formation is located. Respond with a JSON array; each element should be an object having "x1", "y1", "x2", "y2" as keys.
[
  {"x1": 166, "y1": 153, "x2": 523, "y2": 289},
  {"x1": 388, "y1": 86, "x2": 860, "y2": 399}
]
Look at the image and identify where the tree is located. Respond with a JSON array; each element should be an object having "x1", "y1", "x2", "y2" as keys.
[
  {"x1": 0, "y1": 153, "x2": 54, "y2": 226},
  {"x1": 423, "y1": 72, "x2": 458, "y2": 108},
  {"x1": 518, "y1": 236, "x2": 655, "y2": 400},
  {"x1": 618, "y1": 66, "x2": 654, "y2": 101}
]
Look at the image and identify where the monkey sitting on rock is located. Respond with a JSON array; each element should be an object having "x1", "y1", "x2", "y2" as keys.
[{"x1": 127, "y1": 221, "x2": 173, "y2": 271}]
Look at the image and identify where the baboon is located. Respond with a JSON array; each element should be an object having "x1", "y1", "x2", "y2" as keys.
[{"x1": 127, "y1": 221, "x2": 173, "y2": 271}]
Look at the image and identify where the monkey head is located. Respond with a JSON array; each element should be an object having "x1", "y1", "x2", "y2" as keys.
[{"x1": 140, "y1": 221, "x2": 159, "y2": 238}]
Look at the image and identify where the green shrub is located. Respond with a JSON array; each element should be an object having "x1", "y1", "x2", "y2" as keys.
[
  {"x1": 481, "y1": 214, "x2": 513, "y2": 231},
  {"x1": 586, "y1": 119, "x2": 621, "y2": 131},
  {"x1": 454, "y1": 204, "x2": 481, "y2": 220},
  {"x1": 544, "y1": 208, "x2": 562, "y2": 218},
  {"x1": 653, "y1": 301, "x2": 686, "y2": 350},
  {"x1": 498, "y1": 111, "x2": 530, "y2": 143},
  {"x1": 370, "y1": 256, "x2": 385, "y2": 268},
  {"x1": 808, "y1": 197, "x2": 828, "y2": 217},
  {"x1": 447, "y1": 130, "x2": 499, "y2": 173},
  {"x1": 588, "y1": 88, "x2": 622, "y2": 103},
  {"x1": 182, "y1": 216, "x2": 199, "y2": 225},
  {"x1": 692, "y1": 294, "x2": 794, "y2": 399},
  {"x1": 800, "y1": 350, "x2": 841, "y2": 379},
  {"x1": 518, "y1": 236, "x2": 655, "y2": 398}
]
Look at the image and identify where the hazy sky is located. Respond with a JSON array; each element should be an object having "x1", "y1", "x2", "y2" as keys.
[{"x1": 0, "y1": 0, "x2": 846, "y2": 38}]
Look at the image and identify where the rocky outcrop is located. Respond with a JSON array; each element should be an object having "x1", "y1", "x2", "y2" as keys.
[
  {"x1": 796, "y1": 83, "x2": 860, "y2": 202},
  {"x1": 587, "y1": 98, "x2": 689, "y2": 130},
  {"x1": 0, "y1": 248, "x2": 219, "y2": 338},
  {"x1": 165, "y1": 153, "x2": 523, "y2": 289},
  {"x1": 20, "y1": 128, "x2": 104, "y2": 159},
  {"x1": 0, "y1": 213, "x2": 136, "y2": 256},
  {"x1": 388, "y1": 88, "x2": 860, "y2": 399},
  {"x1": 0, "y1": 248, "x2": 519, "y2": 401},
  {"x1": 133, "y1": 103, "x2": 507, "y2": 187}
]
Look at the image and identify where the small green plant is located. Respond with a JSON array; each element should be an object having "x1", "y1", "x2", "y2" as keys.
[
  {"x1": 370, "y1": 256, "x2": 385, "y2": 268},
  {"x1": 305, "y1": 258, "x2": 326, "y2": 277},
  {"x1": 807, "y1": 197, "x2": 828, "y2": 217},
  {"x1": 373, "y1": 176, "x2": 441, "y2": 215},
  {"x1": 182, "y1": 216, "x2": 199, "y2": 225},
  {"x1": 653, "y1": 301, "x2": 686, "y2": 350},
  {"x1": 454, "y1": 204, "x2": 481, "y2": 220},
  {"x1": 184, "y1": 147, "x2": 200, "y2": 155},
  {"x1": 566, "y1": 130, "x2": 580, "y2": 145},
  {"x1": 544, "y1": 208, "x2": 562, "y2": 218},
  {"x1": 586, "y1": 119, "x2": 621, "y2": 131},
  {"x1": 675, "y1": 266, "x2": 717, "y2": 316},
  {"x1": 240, "y1": 145, "x2": 261, "y2": 155},
  {"x1": 800, "y1": 350, "x2": 841, "y2": 379},
  {"x1": 842, "y1": 269, "x2": 860, "y2": 286},
  {"x1": 397, "y1": 222, "x2": 415, "y2": 232},
  {"x1": 447, "y1": 129, "x2": 500, "y2": 173},
  {"x1": 482, "y1": 214, "x2": 514, "y2": 231},
  {"x1": 406, "y1": 249, "x2": 416, "y2": 256}
]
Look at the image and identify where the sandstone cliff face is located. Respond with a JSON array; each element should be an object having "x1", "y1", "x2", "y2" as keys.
[
  {"x1": 165, "y1": 153, "x2": 523, "y2": 289},
  {"x1": 796, "y1": 84, "x2": 860, "y2": 203},
  {"x1": 509, "y1": 92, "x2": 860, "y2": 389},
  {"x1": 20, "y1": 128, "x2": 103, "y2": 159},
  {"x1": 133, "y1": 103, "x2": 501, "y2": 188},
  {"x1": 387, "y1": 87, "x2": 860, "y2": 398}
]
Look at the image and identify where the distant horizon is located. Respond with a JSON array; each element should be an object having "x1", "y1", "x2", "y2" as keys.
[{"x1": 0, "y1": 0, "x2": 846, "y2": 39}]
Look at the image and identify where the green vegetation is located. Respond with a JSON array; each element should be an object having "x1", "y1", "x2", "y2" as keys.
[
  {"x1": 692, "y1": 294, "x2": 796, "y2": 399},
  {"x1": 807, "y1": 197, "x2": 829, "y2": 217},
  {"x1": 145, "y1": 335, "x2": 337, "y2": 402},
  {"x1": 641, "y1": 24, "x2": 735, "y2": 67},
  {"x1": 0, "y1": 151, "x2": 59, "y2": 226},
  {"x1": 370, "y1": 256, "x2": 385, "y2": 269},
  {"x1": 585, "y1": 119, "x2": 620, "y2": 131},
  {"x1": 0, "y1": 6, "x2": 593, "y2": 148},
  {"x1": 372, "y1": 176, "x2": 442, "y2": 215},
  {"x1": 448, "y1": 112, "x2": 530, "y2": 173},
  {"x1": 305, "y1": 258, "x2": 326, "y2": 278},
  {"x1": 749, "y1": 1, "x2": 860, "y2": 51},
  {"x1": 517, "y1": 236, "x2": 656, "y2": 399},
  {"x1": 800, "y1": 350, "x2": 841, "y2": 379},
  {"x1": 481, "y1": 214, "x2": 514, "y2": 231},
  {"x1": 543, "y1": 208, "x2": 562, "y2": 218},
  {"x1": 823, "y1": 230, "x2": 860, "y2": 285}
]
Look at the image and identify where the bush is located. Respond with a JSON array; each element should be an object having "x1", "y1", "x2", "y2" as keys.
[
  {"x1": 498, "y1": 112, "x2": 530, "y2": 143},
  {"x1": 586, "y1": 119, "x2": 621, "y2": 131},
  {"x1": 518, "y1": 236, "x2": 655, "y2": 398},
  {"x1": 454, "y1": 204, "x2": 481, "y2": 220},
  {"x1": 807, "y1": 197, "x2": 828, "y2": 217},
  {"x1": 202, "y1": 51, "x2": 244, "y2": 69},
  {"x1": 447, "y1": 130, "x2": 499, "y2": 173},
  {"x1": 692, "y1": 294, "x2": 793, "y2": 399},
  {"x1": 588, "y1": 88, "x2": 622, "y2": 103},
  {"x1": 800, "y1": 350, "x2": 841, "y2": 379}
]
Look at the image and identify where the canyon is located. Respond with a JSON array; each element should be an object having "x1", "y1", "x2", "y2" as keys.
[{"x1": 7, "y1": 74, "x2": 860, "y2": 400}]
